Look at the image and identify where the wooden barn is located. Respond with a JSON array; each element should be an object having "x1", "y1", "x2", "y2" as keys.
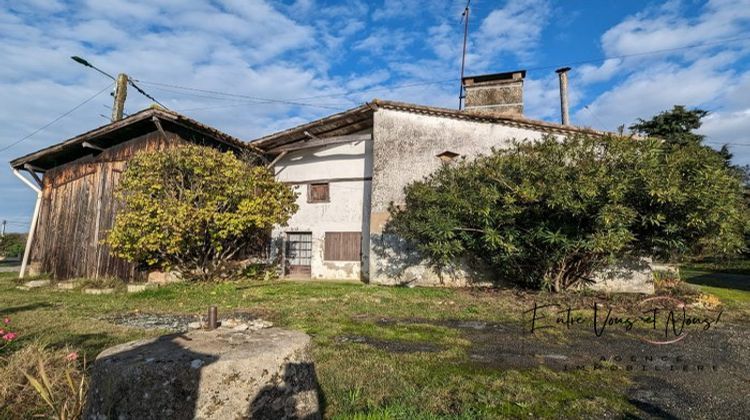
[{"x1": 10, "y1": 108, "x2": 251, "y2": 281}]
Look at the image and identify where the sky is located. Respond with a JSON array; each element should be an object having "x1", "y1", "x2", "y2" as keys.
[{"x1": 1, "y1": 0, "x2": 749, "y2": 232}]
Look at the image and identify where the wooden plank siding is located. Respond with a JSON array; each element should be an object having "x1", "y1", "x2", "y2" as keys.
[{"x1": 29, "y1": 131, "x2": 185, "y2": 281}]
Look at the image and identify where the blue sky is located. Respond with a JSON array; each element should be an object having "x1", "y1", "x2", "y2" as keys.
[{"x1": 1, "y1": 0, "x2": 749, "y2": 232}]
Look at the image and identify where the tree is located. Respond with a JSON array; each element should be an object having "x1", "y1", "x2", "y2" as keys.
[
  {"x1": 386, "y1": 135, "x2": 749, "y2": 292},
  {"x1": 107, "y1": 145, "x2": 298, "y2": 280},
  {"x1": 0, "y1": 233, "x2": 25, "y2": 258},
  {"x1": 629, "y1": 105, "x2": 709, "y2": 146}
]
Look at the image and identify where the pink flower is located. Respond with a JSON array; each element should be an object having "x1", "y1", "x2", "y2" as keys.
[
  {"x1": 65, "y1": 352, "x2": 78, "y2": 361},
  {"x1": 0, "y1": 329, "x2": 4, "y2": 336},
  {"x1": 2, "y1": 332, "x2": 17, "y2": 341},
  {"x1": 3, "y1": 318, "x2": 9, "y2": 325}
]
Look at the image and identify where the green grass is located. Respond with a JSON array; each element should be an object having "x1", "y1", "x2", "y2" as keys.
[
  {"x1": 681, "y1": 268, "x2": 750, "y2": 308},
  {"x1": 2, "y1": 268, "x2": 748, "y2": 418},
  {"x1": 682, "y1": 257, "x2": 750, "y2": 276}
]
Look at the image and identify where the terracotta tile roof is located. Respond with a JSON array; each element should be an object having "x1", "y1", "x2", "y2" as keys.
[
  {"x1": 249, "y1": 99, "x2": 610, "y2": 152},
  {"x1": 370, "y1": 99, "x2": 609, "y2": 137}
]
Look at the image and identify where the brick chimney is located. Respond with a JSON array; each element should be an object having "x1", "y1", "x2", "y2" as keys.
[{"x1": 461, "y1": 70, "x2": 526, "y2": 116}]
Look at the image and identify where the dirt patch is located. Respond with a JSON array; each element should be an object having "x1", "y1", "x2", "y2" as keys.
[
  {"x1": 351, "y1": 313, "x2": 750, "y2": 418},
  {"x1": 335, "y1": 334, "x2": 443, "y2": 353},
  {"x1": 103, "y1": 311, "x2": 264, "y2": 332}
]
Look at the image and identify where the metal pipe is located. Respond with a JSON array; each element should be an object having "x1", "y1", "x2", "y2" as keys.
[
  {"x1": 208, "y1": 306, "x2": 218, "y2": 330},
  {"x1": 13, "y1": 169, "x2": 42, "y2": 279},
  {"x1": 555, "y1": 67, "x2": 571, "y2": 126}
]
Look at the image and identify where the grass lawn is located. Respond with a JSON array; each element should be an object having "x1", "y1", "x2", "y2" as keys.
[
  {"x1": 2, "y1": 269, "x2": 748, "y2": 418},
  {"x1": 681, "y1": 257, "x2": 750, "y2": 276}
]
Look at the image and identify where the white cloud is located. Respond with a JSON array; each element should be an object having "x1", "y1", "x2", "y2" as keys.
[
  {"x1": 577, "y1": 59, "x2": 622, "y2": 85},
  {"x1": 353, "y1": 28, "x2": 415, "y2": 56},
  {"x1": 473, "y1": 0, "x2": 551, "y2": 65},
  {"x1": 574, "y1": 0, "x2": 750, "y2": 167},
  {"x1": 601, "y1": 0, "x2": 750, "y2": 57}
]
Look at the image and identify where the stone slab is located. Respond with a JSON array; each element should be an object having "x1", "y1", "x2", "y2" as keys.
[
  {"x1": 83, "y1": 288, "x2": 115, "y2": 295},
  {"x1": 23, "y1": 279, "x2": 50, "y2": 288},
  {"x1": 57, "y1": 280, "x2": 81, "y2": 290},
  {"x1": 126, "y1": 283, "x2": 156, "y2": 293},
  {"x1": 147, "y1": 270, "x2": 183, "y2": 285},
  {"x1": 589, "y1": 257, "x2": 655, "y2": 294}
]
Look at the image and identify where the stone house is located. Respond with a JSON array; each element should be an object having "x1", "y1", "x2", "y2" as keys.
[{"x1": 252, "y1": 70, "x2": 630, "y2": 287}]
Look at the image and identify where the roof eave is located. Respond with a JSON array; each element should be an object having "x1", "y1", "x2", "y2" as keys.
[{"x1": 9, "y1": 108, "x2": 251, "y2": 170}]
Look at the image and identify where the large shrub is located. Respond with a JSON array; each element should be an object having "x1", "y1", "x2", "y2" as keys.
[
  {"x1": 386, "y1": 135, "x2": 749, "y2": 291},
  {"x1": 107, "y1": 145, "x2": 298, "y2": 280}
]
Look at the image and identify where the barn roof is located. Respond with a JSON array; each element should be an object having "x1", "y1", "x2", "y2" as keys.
[
  {"x1": 9, "y1": 107, "x2": 253, "y2": 171},
  {"x1": 249, "y1": 99, "x2": 608, "y2": 152}
]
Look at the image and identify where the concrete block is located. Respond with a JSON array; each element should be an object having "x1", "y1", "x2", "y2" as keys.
[
  {"x1": 22, "y1": 279, "x2": 50, "y2": 289},
  {"x1": 85, "y1": 328, "x2": 320, "y2": 419},
  {"x1": 57, "y1": 280, "x2": 81, "y2": 290},
  {"x1": 126, "y1": 283, "x2": 156, "y2": 293},
  {"x1": 83, "y1": 288, "x2": 115, "y2": 295}
]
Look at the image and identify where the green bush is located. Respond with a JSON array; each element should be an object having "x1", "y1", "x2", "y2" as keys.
[
  {"x1": 386, "y1": 135, "x2": 749, "y2": 291},
  {"x1": 107, "y1": 145, "x2": 298, "y2": 280}
]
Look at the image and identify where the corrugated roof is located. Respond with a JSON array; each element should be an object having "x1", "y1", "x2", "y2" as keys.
[{"x1": 250, "y1": 104, "x2": 374, "y2": 150}]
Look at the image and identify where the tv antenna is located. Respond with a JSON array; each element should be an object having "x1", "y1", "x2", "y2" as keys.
[{"x1": 458, "y1": 0, "x2": 471, "y2": 110}]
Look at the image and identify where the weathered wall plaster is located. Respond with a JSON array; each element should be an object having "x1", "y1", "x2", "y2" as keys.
[
  {"x1": 368, "y1": 108, "x2": 550, "y2": 286},
  {"x1": 271, "y1": 132, "x2": 372, "y2": 280}
]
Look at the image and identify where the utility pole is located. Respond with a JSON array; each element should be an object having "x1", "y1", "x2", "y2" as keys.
[
  {"x1": 111, "y1": 73, "x2": 128, "y2": 121},
  {"x1": 1, "y1": 220, "x2": 5, "y2": 238},
  {"x1": 458, "y1": 0, "x2": 471, "y2": 110}
]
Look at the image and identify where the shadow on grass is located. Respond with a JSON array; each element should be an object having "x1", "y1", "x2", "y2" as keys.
[
  {"x1": 46, "y1": 333, "x2": 138, "y2": 359},
  {"x1": 624, "y1": 400, "x2": 679, "y2": 420},
  {"x1": 684, "y1": 272, "x2": 750, "y2": 292},
  {"x1": 0, "y1": 302, "x2": 52, "y2": 316}
]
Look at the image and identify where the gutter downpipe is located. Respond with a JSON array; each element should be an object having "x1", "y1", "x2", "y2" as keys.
[{"x1": 13, "y1": 169, "x2": 42, "y2": 279}]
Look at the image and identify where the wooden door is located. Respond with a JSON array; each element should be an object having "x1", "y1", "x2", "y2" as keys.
[{"x1": 285, "y1": 232, "x2": 312, "y2": 277}]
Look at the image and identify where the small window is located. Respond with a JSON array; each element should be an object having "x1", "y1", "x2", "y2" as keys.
[
  {"x1": 308, "y1": 183, "x2": 330, "y2": 203},
  {"x1": 324, "y1": 232, "x2": 362, "y2": 261},
  {"x1": 436, "y1": 150, "x2": 460, "y2": 163}
]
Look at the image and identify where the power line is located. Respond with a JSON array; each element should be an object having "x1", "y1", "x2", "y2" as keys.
[
  {"x1": 0, "y1": 83, "x2": 114, "y2": 153},
  {"x1": 138, "y1": 78, "x2": 457, "y2": 106},
  {"x1": 127, "y1": 77, "x2": 170, "y2": 110},
  {"x1": 136, "y1": 34, "x2": 750, "y2": 114},
  {"x1": 133, "y1": 80, "x2": 347, "y2": 110}
]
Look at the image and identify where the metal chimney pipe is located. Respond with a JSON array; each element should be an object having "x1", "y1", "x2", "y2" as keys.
[{"x1": 555, "y1": 67, "x2": 571, "y2": 126}]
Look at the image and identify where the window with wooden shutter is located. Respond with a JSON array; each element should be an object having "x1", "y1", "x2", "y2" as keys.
[
  {"x1": 308, "y1": 183, "x2": 329, "y2": 203},
  {"x1": 324, "y1": 232, "x2": 361, "y2": 261}
]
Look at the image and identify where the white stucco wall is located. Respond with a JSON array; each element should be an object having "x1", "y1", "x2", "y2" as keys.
[
  {"x1": 271, "y1": 132, "x2": 372, "y2": 280},
  {"x1": 368, "y1": 109, "x2": 551, "y2": 286}
]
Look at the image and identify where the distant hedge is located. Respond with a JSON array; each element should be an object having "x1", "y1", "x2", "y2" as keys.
[{"x1": 0, "y1": 233, "x2": 25, "y2": 258}]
